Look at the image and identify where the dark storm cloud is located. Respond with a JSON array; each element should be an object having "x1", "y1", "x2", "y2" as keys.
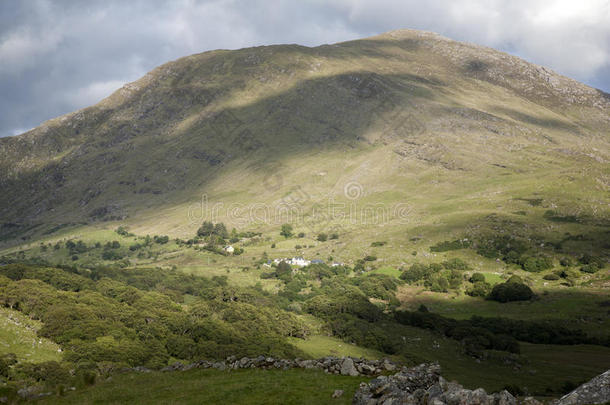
[{"x1": 1, "y1": 0, "x2": 609, "y2": 137}]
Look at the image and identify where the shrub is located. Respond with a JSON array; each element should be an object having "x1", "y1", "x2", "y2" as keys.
[
  {"x1": 363, "y1": 255, "x2": 377, "y2": 262},
  {"x1": 506, "y1": 275, "x2": 523, "y2": 284},
  {"x1": 197, "y1": 221, "x2": 214, "y2": 237},
  {"x1": 430, "y1": 239, "x2": 471, "y2": 252},
  {"x1": 115, "y1": 226, "x2": 129, "y2": 236},
  {"x1": 400, "y1": 263, "x2": 438, "y2": 284},
  {"x1": 330, "y1": 233, "x2": 339, "y2": 240},
  {"x1": 543, "y1": 273, "x2": 560, "y2": 280},
  {"x1": 469, "y1": 273, "x2": 485, "y2": 283},
  {"x1": 317, "y1": 233, "x2": 328, "y2": 242},
  {"x1": 489, "y1": 282, "x2": 534, "y2": 303},
  {"x1": 280, "y1": 224, "x2": 293, "y2": 238},
  {"x1": 521, "y1": 256, "x2": 553, "y2": 273},
  {"x1": 153, "y1": 235, "x2": 169, "y2": 244},
  {"x1": 467, "y1": 281, "x2": 491, "y2": 297},
  {"x1": 442, "y1": 258, "x2": 469, "y2": 270},
  {"x1": 371, "y1": 241, "x2": 386, "y2": 247},
  {"x1": 297, "y1": 232, "x2": 305, "y2": 238},
  {"x1": 580, "y1": 265, "x2": 600, "y2": 274}
]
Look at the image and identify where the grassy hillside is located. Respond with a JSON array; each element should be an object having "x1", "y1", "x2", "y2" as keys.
[{"x1": 0, "y1": 307, "x2": 61, "y2": 363}]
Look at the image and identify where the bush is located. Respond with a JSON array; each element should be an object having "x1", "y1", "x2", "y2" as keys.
[
  {"x1": 330, "y1": 233, "x2": 339, "y2": 240},
  {"x1": 521, "y1": 256, "x2": 553, "y2": 273},
  {"x1": 297, "y1": 232, "x2": 305, "y2": 238},
  {"x1": 506, "y1": 275, "x2": 523, "y2": 284},
  {"x1": 469, "y1": 273, "x2": 485, "y2": 283},
  {"x1": 280, "y1": 224, "x2": 293, "y2": 238},
  {"x1": 363, "y1": 255, "x2": 377, "y2": 262},
  {"x1": 115, "y1": 226, "x2": 129, "y2": 236},
  {"x1": 430, "y1": 239, "x2": 471, "y2": 252},
  {"x1": 580, "y1": 265, "x2": 600, "y2": 274},
  {"x1": 153, "y1": 235, "x2": 169, "y2": 244},
  {"x1": 543, "y1": 273, "x2": 560, "y2": 280},
  {"x1": 371, "y1": 241, "x2": 386, "y2": 247},
  {"x1": 317, "y1": 233, "x2": 327, "y2": 242},
  {"x1": 197, "y1": 221, "x2": 214, "y2": 237},
  {"x1": 400, "y1": 263, "x2": 437, "y2": 284},
  {"x1": 489, "y1": 282, "x2": 534, "y2": 303},
  {"x1": 442, "y1": 258, "x2": 469, "y2": 270},
  {"x1": 467, "y1": 281, "x2": 491, "y2": 297}
]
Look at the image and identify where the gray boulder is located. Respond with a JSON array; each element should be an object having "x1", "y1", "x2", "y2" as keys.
[
  {"x1": 352, "y1": 363, "x2": 520, "y2": 405},
  {"x1": 554, "y1": 369, "x2": 610, "y2": 405},
  {"x1": 340, "y1": 357, "x2": 359, "y2": 376}
]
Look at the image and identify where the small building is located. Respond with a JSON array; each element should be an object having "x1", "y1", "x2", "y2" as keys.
[
  {"x1": 289, "y1": 257, "x2": 310, "y2": 267},
  {"x1": 224, "y1": 245, "x2": 235, "y2": 254}
]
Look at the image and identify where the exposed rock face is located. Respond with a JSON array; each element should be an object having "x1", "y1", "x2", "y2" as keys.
[
  {"x1": 553, "y1": 369, "x2": 610, "y2": 405},
  {"x1": 352, "y1": 363, "x2": 539, "y2": 405}
]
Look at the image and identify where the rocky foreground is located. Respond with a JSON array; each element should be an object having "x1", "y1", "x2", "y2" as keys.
[
  {"x1": 12, "y1": 356, "x2": 609, "y2": 403},
  {"x1": 151, "y1": 356, "x2": 609, "y2": 405},
  {"x1": 353, "y1": 363, "x2": 539, "y2": 405}
]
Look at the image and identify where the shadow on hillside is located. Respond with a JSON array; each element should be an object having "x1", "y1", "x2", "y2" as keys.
[
  {"x1": 400, "y1": 287, "x2": 610, "y2": 338},
  {"x1": 0, "y1": 68, "x2": 450, "y2": 233}
]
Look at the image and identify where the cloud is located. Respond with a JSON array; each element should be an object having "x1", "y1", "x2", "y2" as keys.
[{"x1": 1, "y1": 0, "x2": 609, "y2": 137}]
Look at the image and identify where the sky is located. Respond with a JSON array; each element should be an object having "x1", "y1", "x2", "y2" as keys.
[{"x1": 1, "y1": 0, "x2": 609, "y2": 138}]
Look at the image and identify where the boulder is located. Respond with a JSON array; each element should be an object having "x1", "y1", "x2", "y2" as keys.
[
  {"x1": 554, "y1": 369, "x2": 610, "y2": 405},
  {"x1": 340, "y1": 357, "x2": 359, "y2": 376},
  {"x1": 353, "y1": 363, "x2": 520, "y2": 405},
  {"x1": 332, "y1": 389, "x2": 344, "y2": 398}
]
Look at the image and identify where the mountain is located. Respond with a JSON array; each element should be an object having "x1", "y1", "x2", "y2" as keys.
[{"x1": 0, "y1": 29, "x2": 609, "y2": 243}]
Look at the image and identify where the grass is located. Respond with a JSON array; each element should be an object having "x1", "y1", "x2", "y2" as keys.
[
  {"x1": 480, "y1": 272, "x2": 504, "y2": 285},
  {"x1": 288, "y1": 335, "x2": 387, "y2": 360},
  {"x1": 39, "y1": 368, "x2": 367, "y2": 405},
  {"x1": 369, "y1": 266, "x2": 401, "y2": 278},
  {"x1": 0, "y1": 307, "x2": 62, "y2": 363}
]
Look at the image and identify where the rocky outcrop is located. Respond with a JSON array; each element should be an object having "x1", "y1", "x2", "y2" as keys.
[
  {"x1": 553, "y1": 369, "x2": 610, "y2": 405},
  {"x1": 353, "y1": 363, "x2": 543, "y2": 405}
]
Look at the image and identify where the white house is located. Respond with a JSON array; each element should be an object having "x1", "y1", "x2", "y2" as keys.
[
  {"x1": 224, "y1": 245, "x2": 235, "y2": 254},
  {"x1": 289, "y1": 257, "x2": 310, "y2": 267}
]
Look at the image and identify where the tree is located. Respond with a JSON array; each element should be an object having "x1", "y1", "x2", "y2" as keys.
[
  {"x1": 280, "y1": 224, "x2": 293, "y2": 238},
  {"x1": 489, "y1": 282, "x2": 534, "y2": 302},
  {"x1": 197, "y1": 221, "x2": 215, "y2": 237},
  {"x1": 213, "y1": 223, "x2": 228, "y2": 239}
]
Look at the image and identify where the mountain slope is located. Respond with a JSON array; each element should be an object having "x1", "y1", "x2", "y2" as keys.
[{"x1": 0, "y1": 29, "x2": 608, "y2": 242}]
